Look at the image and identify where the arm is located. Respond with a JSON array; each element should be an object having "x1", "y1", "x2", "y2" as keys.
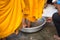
[{"x1": 53, "y1": 0, "x2": 60, "y2": 15}]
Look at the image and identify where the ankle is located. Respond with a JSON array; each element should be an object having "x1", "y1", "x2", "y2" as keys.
[{"x1": 1, "y1": 38, "x2": 6, "y2": 40}]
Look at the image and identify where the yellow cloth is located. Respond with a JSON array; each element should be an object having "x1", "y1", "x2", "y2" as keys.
[
  {"x1": 0, "y1": 0, "x2": 23, "y2": 38},
  {"x1": 0, "y1": 0, "x2": 45, "y2": 38},
  {"x1": 24, "y1": 0, "x2": 45, "y2": 22}
]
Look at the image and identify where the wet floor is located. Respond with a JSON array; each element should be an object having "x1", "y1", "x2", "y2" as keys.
[{"x1": 7, "y1": 22, "x2": 57, "y2": 40}]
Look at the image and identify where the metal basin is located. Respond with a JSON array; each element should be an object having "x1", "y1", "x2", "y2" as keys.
[{"x1": 21, "y1": 17, "x2": 46, "y2": 33}]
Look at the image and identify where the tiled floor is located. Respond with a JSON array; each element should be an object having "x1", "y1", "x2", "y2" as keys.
[{"x1": 7, "y1": 22, "x2": 57, "y2": 40}]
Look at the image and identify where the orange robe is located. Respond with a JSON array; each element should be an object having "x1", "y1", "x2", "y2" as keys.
[{"x1": 0, "y1": 0, "x2": 45, "y2": 38}]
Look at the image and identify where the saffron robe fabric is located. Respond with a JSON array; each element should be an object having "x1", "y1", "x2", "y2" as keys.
[{"x1": 0, "y1": 0, "x2": 45, "y2": 38}]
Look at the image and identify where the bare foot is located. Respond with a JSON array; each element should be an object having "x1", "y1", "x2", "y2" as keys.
[
  {"x1": 54, "y1": 35, "x2": 60, "y2": 40},
  {"x1": 15, "y1": 30, "x2": 19, "y2": 35},
  {"x1": 22, "y1": 18, "x2": 27, "y2": 28},
  {"x1": 1, "y1": 38, "x2": 6, "y2": 40},
  {"x1": 27, "y1": 21, "x2": 30, "y2": 28},
  {"x1": 22, "y1": 18, "x2": 31, "y2": 28},
  {"x1": 22, "y1": 23, "x2": 27, "y2": 28}
]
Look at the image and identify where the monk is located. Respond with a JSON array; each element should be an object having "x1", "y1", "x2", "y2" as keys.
[{"x1": 0, "y1": 0, "x2": 45, "y2": 40}]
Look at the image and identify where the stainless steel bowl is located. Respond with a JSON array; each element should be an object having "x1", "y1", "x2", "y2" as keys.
[{"x1": 21, "y1": 17, "x2": 46, "y2": 33}]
